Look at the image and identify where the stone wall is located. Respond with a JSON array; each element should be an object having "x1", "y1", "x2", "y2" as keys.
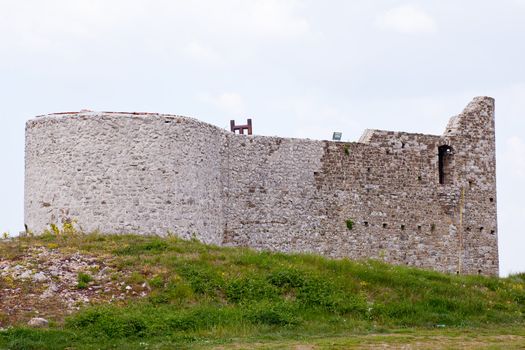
[
  {"x1": 25, "y1": 113, "x2": 225, "y2": 244},
  {"x1": 25, "y1": 97, "x2": 499, "y2": 275}
]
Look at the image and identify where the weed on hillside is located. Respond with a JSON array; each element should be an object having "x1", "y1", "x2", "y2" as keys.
[{"x1": 0, "y1": 232, "x2": 524, "y2": 349}]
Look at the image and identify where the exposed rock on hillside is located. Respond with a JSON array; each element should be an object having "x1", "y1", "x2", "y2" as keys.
[{"x1": 0, "y1": 246, "x2": 148, "y2": 326}]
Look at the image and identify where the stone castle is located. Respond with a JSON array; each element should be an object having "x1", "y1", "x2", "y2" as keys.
[{"x1": 24, "y1": 96, "x2": 498, "y2": 275}]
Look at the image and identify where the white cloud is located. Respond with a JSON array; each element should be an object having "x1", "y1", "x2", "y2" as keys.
[
  {"x1": 203, "y1": 92, "x2": 245, "y2": 115},
  {"x1": 376, "y1": 5, "x2": 437, "y2": 35}
]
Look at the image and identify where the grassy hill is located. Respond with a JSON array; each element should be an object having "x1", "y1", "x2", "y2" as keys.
[{"x1": 0, "y1": 231, "x2": 524, "y2": 349}]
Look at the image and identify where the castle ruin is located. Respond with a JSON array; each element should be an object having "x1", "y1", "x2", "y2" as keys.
[{"x1": 24, "y1": 97, "x2": 498, "y2": 275}]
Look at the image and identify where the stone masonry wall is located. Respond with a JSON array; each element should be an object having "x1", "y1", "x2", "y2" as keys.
[
  {"x1": 24, "y1": 97, "x2": 499, "y2": 275},
  {"x1": 25, "y1": 113, "x2": 224, "y2": 244}
]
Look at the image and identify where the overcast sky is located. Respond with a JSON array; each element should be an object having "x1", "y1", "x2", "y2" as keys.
[{"x1": 1, "y1": 0, "x2": 524, "y2": 276}]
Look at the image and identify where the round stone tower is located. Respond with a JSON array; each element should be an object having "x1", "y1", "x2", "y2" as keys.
[{"x1": 24, "y1": 111, "x2": 225, "y2": 244}]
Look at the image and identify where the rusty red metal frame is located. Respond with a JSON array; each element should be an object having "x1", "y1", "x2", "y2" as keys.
[{"x1": 230, "y1": 119, "x2": 253, "y2": 135}]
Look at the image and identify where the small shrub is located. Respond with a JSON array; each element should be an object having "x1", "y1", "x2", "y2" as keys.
[
  {"x1": 245, "y1": 302, "x2": 300, "y2": 326},
  {"x1": 149, "y1": 275, "x2": 164, "y2": 288},
  {"x1": 426, "y1": 296, "x2": 459, "y2": 313},
  {"x1": 344, "y1": 145, "x2": 350, "y2": 156},
  {"x1": 374, "y1": 301, "x2": 419, "y2": 325},
  {"x1": 39, "y1": 230, "x2": 57, "y2": 242},
  {"x1": 77, "y1": 272, "x2": 93, "y2": 289},
  {"x1": 155, "y1": 306, "x2": 243, "y2": 332},
  {"x1": 165, "y1": 314, "x2": 198, "y2": 331},
  {"x1": 115, "y1": 238, "x2": 169, "y2": 255},
  {"x1": 483, "y1": 278, "x2": 502, "y2": 292},
  {"x1": 509, "y1": 272, "x2": 525, "y2": 282},
  {"x1": 127, "y1": 271, "x2": 146, "y2": 285},
  {"x1": 177, "y1": 264, "x2": 223, "y2": 296},
  {"x1": 154, "y1": 280, "x2": 193, "y2": 305},
  {"x1": 50, "y1": 224, "x2": 60, "y2": 236},
  {"x1": 172, "y1": 283, "x2": 194, "y2": 302},
  {"x1": 46, "y1": 243, "x2": 59, "y2": 249},
  {"x1": 234, "y1": 251, "x2": 274, "y2": 269},
  {"x1": 345, "y1": 219, "x2": 354, "y2": 230},
  {"x1": 267, "y1": 269, "x2": 306, "y2": 289},
  {"x1": 297, "y1": 277, "x2": 335, "y2": 308},
  {"x1": 148, "y1": 292, "x2": 170, "y2": 305},
  {"x1": 67, "y1": 307, "x2": 148, "y2": 338},
  {"x1": 296, "y1": 276, "x2": 367, "y2": 315},
  {"x1": 62, "y1": 221, "x2": 77, "y2": 235},
  {"x1": 225, "y1": 277, "x2": 279, "y2": 303}
]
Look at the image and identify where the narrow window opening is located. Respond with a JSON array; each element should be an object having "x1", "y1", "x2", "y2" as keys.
[
  {"x1": 468, "y1": 180, "x2": 473, "y2": 188},
  {"x1": 456, "y1": 271, "x2": 460, "y2": 275},
  {"x1": 417, "y1": 225, "x2": 422, "y2": 231},
  {"x1": 466, "y1": 227, "x2": 471, "y2": 232},
  {"x1": 382, "y1": 223, "x2": 388, "y2": 229},
  {"x1": 438, "y1": 145, "x2": 454, "y2": 185},
  {"x1": 490, "y1": 230, "x2": 495, "y2": 235},
  {"x1": 479, "y1": 227, "x2": 484, "y2": 233},
  {"x1": 401, "y1": 224, "x2": 405, "y2": 230},
  {"x1": 431, "y1": 223, "x2": 436, "y2": 232},
  {"x1": 401, "y1": 142, "x2": 406, "y2": 149},
  {"x1": 367, "y1": 167, "x2": 371, "y2": 173},
  {"x1": 364, "y1": 221, "x2": 369, "y2": 227},
  {"x1": 478, "y1": 269, "x2": 482, "y2": 274},
  {"x1": 489, "y1": 197, "x2": 494, "y2": 203}
]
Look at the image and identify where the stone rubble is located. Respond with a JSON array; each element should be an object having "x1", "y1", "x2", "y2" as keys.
[
  {"x1": 27, "y1": 317, "x2": 49, "y2": 328},
  {"x1": 0, "y1": 246, "x2": 149, "y2": 325}
]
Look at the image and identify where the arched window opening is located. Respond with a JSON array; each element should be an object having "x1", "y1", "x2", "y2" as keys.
[{"x1": 438, "y1": 145, "x2": 454, "y2": 185}]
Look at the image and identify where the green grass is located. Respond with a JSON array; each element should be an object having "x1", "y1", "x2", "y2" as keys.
[
  {"x1": 77, "y1": 272, "x2": 93, "y2": 289},
  {"x1": 0, "y1": 233, "x2": 524, "y2": 349}
]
